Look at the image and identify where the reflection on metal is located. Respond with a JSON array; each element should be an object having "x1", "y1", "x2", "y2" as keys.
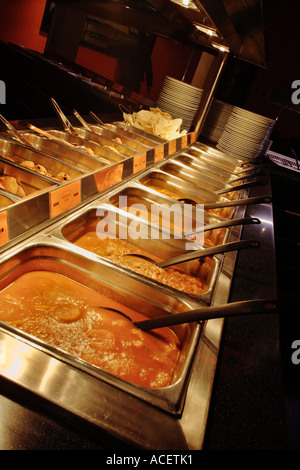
[
  {"x1": 194, "y1": 0, "x2": 266, "y2": 66},
  {"x1": 193, "y1": 52, "x2": 229, "y2": 136},
  {"x1": 169, "y1": 0, "x2": 199, "y2": 10},
  {"x1": 54, "y1": 0, "x2": 266, "y2": 66}
]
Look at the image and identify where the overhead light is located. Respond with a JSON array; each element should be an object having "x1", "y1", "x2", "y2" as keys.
[
  {"x1": 194, "y1": 24, "x2": 218, "y2": 37},
  {"x1": 212, "y1": 42, "x2": 230, "y2": 53},
  {"x1": 169, "y1": 0, "x2": 198, "y2": 10}
]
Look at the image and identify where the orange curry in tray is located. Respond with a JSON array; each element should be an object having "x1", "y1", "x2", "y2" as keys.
[
  {"x1": 144, "y1": 183, "x2": 237, "y2": 219},
  {"x1": 0, "y1": 271, "x2": 181, "y2": 388},
  {"x1": 74, "y1": 234, "x2": 214, "y2": 296}
]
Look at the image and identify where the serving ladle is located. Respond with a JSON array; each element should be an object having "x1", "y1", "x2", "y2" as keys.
[
  {"x1": 98, "y1": 299, "x2": 277, "y2": 331},
  {"x1": 124, "y1": 239, "x2": 258, "y2": 268},
  {"x1": 178, "y1": 195, "x2": 272, "y2": 211},
  {"x1": 215, "y1": 178, "x2": 267, "y2": 195},
  {"x1": 184, "y1": 215, "x2": 260, "y2": 238}
]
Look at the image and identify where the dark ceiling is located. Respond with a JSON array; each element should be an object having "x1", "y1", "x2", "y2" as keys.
[{"x1": 54, "y1": 0, "x2": 266, "y2": 66}]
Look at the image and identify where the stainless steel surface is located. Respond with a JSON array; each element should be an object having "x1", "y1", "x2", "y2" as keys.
[
  {"x1": 75, "y1": 125, "x2": 152, "y2": 152},
  {"x1": 49, "y1": 203, "x2": 219, "y2": 304},
  {"x1": 73, "y1": 126, "x2": 147, "y2": 154},
  {"x1": 21, "y1": 132, "x2": 109, "y2": 171},
  {"x1": 123, "y1": 298, "x2": 277, "y2": 331},
  {"x1": 73, "y1": 109, "x2": 94, "y2": 131},
  {"x1": 111, "y1": 122, "x2": 166, "y2": 145},
  {"x1": 0, "y1": 190, "x2": 16, "y2": 207},
  {"x1": 104, "y1": 123, "x2": 165, "y2": 147},
  {"x1": 124, "y1": 239, "x2": 259, "y2": 269},
  {"x1": 47, "y1": 129, "x2": 135, "y2": 160},
  {"x1": 0, "y1": 229, "x2": 229, "y2": 449},
  {"x1": 0, "y1": 137, "x2": 86, "y2": 181},
  {"x1": 50, "y1": 97, "x2": 78, "y2": 135},
  {"x1": 0, "y1": 238, "x2": 202, "y2": 413},
  {"x1": 0, "y1": 114, "x2": 33, "y2": 147},
  {"x1": 0, "y1": 118, "x2": 275, "y2": 449},
  {"x1": 0, "y1": 155, "x2": 56, "y2": 197}
]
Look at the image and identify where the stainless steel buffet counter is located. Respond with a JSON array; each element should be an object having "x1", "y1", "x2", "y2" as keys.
[{"x1": 0, "y1": 119, "x2": 285, "y2": 450}]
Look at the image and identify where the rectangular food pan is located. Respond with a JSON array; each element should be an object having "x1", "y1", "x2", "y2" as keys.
[
  {"x1": 173, "y1": 153, "x2": 232, "y2": 183},
  {"x1": 0, "y1": 189, "x2": 17, "y2": 208},
  {"x1": 0, "y1": 239, "x2": 202, "y2": 414},
  {"x1": 109, "y1": 185, "x2": 230, "y2": 247},
  {"x1": 19, "y1": 132, "x2": 108, "y2": 172},
  {"x1": 0, "y1": 158, "x2": 56, "y2": 198},
  {"x1": 46, "y1": 129, "x2": 131, "y2": 161},
  {"x1": 159, "y1": 160, "x2": 230, "y2": 193},
  {"x1": 139, "y1": 169, "x2": 229, "y2": 204},
  {"x1": 74, "y1": 126, "x2": 148, "y2": 153},
  {"x1": 103, "y1": 123, "x2": 164, "y2": 147},
  {"x1": 0, "y1": 137, "x2": 85, "y2": 182},
  {"x1": 110, "y1": 121, "x2": 166, "y2": 145},
  {"x1": 186, "y1": 143, "x2": 244, "y2": 172},
  {"x1": 51, "y1": 204, "x2": 219, "y2": 303}
]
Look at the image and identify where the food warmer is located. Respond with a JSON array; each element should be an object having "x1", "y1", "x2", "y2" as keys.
[{"x1": 0, "y1": 111, "x2": 278, "y2": 449}]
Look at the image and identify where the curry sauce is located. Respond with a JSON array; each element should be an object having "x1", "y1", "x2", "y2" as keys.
[
  {"x1": 0, "y1": 271, "x2": 181, "y2": 388},
  {"x1": 74, "y1": 233, "x2": 213, "y2": 296}
]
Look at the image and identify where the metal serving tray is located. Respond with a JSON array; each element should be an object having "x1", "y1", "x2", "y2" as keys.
[
  {"x1": 173, "y1": 152, "x2": 236, "y2": 182},
  {"x1": 159, "y1": 160, "x2": 233, "y2": 193},
  {"x1": 138, "y1": 168, "x2": 234, "y2": 206},
  {"x1": 186, "y1": 142, "x2": 246, "y2": 171},
  {"x1": 108, "y1": 184, "x2": 232, "y2": 253},
  {"x1": 20, "y1": 132, "x2": 109, "y2": 172},
  {"x1": 74, "y1": 126, "x2": 150, "y2": 153},
  {"x1": 166, "y1": 158, "x2": 232, "y2": 190},
  {"x1": 0, "y1": 157, "x2": 56, "y2": 200},
  {"x1": 0, "y1": 137, "x2": 86, "y2": 181},
  {"x1": 110, "y1": 122, "x2": 166, "y2": 145},
  {"x1": 102, "y1": 123, "x2": 165, "y2": 147},
  {"x1": 49, "y1": 204, "x2": 219, "y2": 304},
  {"x1": 46, "y1": 129, "x2": 134, "y2": 161},
  {"x1": 0, "y1": 189, "x2": 17, "y2": 208},
  {"x1": 0, "y1": 238, "x2": 202, "y2": 415}
]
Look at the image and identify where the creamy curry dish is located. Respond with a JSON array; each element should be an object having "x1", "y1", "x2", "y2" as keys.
[
  {"x1": 74, "y1": 234, "x2": 213, "y2": 296},
  {"x1": 0, "y1": 271, "x2": 181, "y2": 388}
]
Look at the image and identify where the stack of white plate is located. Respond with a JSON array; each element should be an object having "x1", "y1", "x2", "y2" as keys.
[
  {"x1": 217, "y1": 107, "x2": 275, "y2": 160},
  {"x1": 200, "y1": 99, "x2": 234, "y2": 143},
  {"x1": 156, "y1": 76, "x2": 203, "y2": 131}
]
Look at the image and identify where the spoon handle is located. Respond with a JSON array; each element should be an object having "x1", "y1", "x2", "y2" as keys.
[
  {"x1": 135, "y1": 299, "x2": 277, "y2": 330},
  {"x1": 203, "y1": 196, "x2": 272, "y2": 210},
  {"x1": 185, "y1": 216, "x2": 260, "y2": 237},
  {"x1": 158, "y1": 239, "x2": 258, "y2": 268},
  {"x1": 216, "y1": 179, "x2": 267, "y2": 195}
]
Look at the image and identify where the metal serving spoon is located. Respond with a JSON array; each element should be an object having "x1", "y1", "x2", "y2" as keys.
[
  {"x1": 124, "y1": 239, "x2": 258, "y2": 268},
  {"x1": 125, "y1": 240, "x2": 259, "y2": 268},
  {"x1": 98, "y1": 299, "x2": 277, "y2": 331},
  {"x1": 184, "y1": 215, "x2": 260, "y2": 238},
  {"x1": 178, "y1": 195, "x2": 272, "y2": 210},
  {"x1": 215, "y1": 178, "x2": 267, "y2": 195}
]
